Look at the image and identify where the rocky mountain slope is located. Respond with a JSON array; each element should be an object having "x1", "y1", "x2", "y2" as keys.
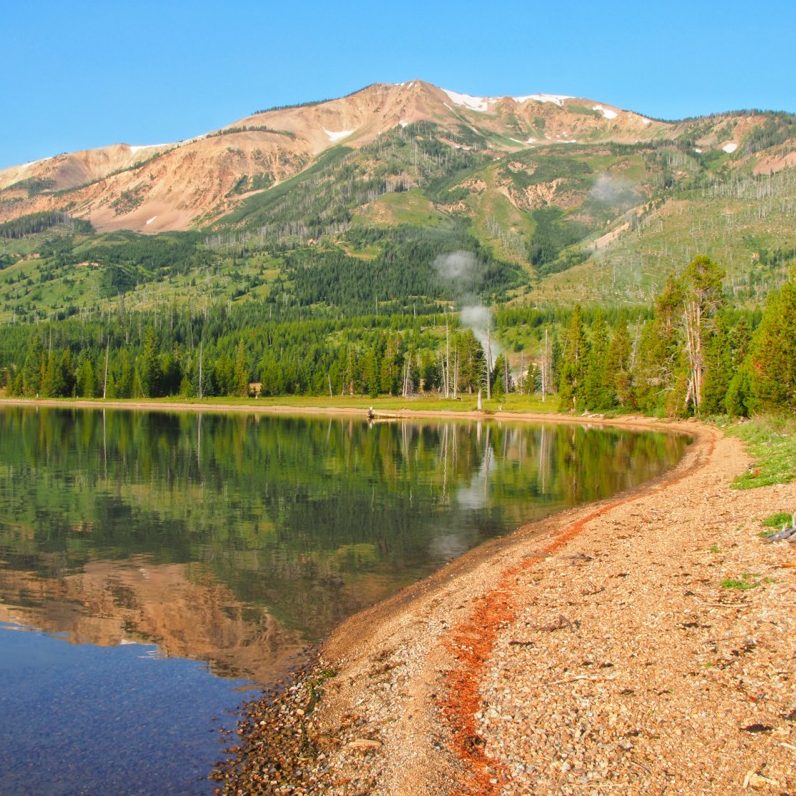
[{"x1": 0, "y1": 81, "x2": 710, "y2": 233}]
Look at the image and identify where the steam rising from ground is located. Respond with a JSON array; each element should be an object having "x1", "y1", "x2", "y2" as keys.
[
  {"x1": 433, "y1": 251, "x2": 501, "y2": 365},
  {"x1": 433, "y1": 250, "x2": 479, "y2": 284},
  {"x1": 589, "y1": 174, "x2": 639, "y2": 208},
  {"x1": 460, "y1": 305, "x2": 499, "y2": 360}
]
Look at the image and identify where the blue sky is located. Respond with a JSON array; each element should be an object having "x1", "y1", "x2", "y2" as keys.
[{"x1": 2, "y1": 0, "x2": 794, "y2": 168}]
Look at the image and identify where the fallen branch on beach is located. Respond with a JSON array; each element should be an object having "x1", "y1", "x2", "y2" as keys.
[{"x1": 546, "y1": 673, "x2": 619, "y2": 686}]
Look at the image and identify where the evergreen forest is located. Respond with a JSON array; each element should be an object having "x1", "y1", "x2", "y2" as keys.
[{"x1": 1, "y1": 253, "x2": 793, "y2": 419}]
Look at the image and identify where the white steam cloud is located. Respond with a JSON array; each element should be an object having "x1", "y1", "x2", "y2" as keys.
[
  {"x1": 460, "y1": 305, "x2": 501, "y2": 364},
  {"x1": 589, "y1": 174, "x2": 639, "y2": 207},
  {"x1": 433, "y1": 251, "x2": 501, "y2": 367},
  {"x1": 432, "y1": 250, "x2": 478, "y2": 283}
]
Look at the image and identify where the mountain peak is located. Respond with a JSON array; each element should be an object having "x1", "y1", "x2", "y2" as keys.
[{"x1": 0, "y1": 80, "x2": 790, "y2": 234}]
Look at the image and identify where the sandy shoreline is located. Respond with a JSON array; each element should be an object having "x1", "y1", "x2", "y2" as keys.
[{"x1": 215, "y1": 419, "x2": 795, "y2": 795}]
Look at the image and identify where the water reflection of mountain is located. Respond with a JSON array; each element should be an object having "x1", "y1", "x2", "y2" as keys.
[
  {"x1": 0, "y1": 407, "x2": 688, "y2": 682},
  {"x1": 0, "y1": 559, "x2": 307, "y2": 683}
]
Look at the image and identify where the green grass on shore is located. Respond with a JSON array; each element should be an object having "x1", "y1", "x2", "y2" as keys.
[
  {"x1": 724, "y1": 414, "x2": 796, "y2": 489},
  {"x1": 0, "y1": 392, "x2": 563, "y2": 415}
]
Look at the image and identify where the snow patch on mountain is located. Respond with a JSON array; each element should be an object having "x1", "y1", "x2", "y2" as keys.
[
  {"x1": 442, "y1": 89, "x2": 490, "y2": 112},
  {"x1": 129, "y1": 144, "x2": 169, "y2": 155},
  {"x1": 514, "y1": 94, "x2": 572, "y2": 106},
  {"x1": 722, "y1": 142, "x2": 738, "y2": 153},
  {"x1": 324, "y1": 129, "x2": 354, "y2": 142},
  {"x1": 593, "y1": 105, "x2": 618, "y2": 120}
]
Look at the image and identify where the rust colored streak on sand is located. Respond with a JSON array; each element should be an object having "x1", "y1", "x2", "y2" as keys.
[{"x1": 442, "y1": 426, "x2": 715, "y2": 795}]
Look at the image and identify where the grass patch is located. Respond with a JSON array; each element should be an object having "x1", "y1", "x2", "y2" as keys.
[
  {"x1": 721, "y1": 573, "x2": 760, "y2": 590},
  {"x1": 725, "y1": 415, "x2": 796, "y2": 489},
  {"x1": 352, "y1": 189, "x2": 445, "y2": 228},
  {"x1": 306, "y1": 667, "x2": 337, "y2": 715},
  {"x1": 1, "y1": 393, "x2": 561, "y2": 415},
  {"x1": 763, "y1": 511, "x2": 793, "y2": 528}
]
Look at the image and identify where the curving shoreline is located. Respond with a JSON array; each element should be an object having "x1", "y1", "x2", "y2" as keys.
[
  {"x1": 4, "y1": 399, "x2": 793, "y2": 793},
  {"x1": 214, "y1": 418, "x2": 795, "y2": 795}
]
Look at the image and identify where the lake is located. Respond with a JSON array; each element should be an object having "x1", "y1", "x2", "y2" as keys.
[{"x1": 0, "y1": 407, "x2": 688, "y2": 794}]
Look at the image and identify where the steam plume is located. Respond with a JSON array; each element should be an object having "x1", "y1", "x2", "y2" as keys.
[
  {"x1": 433, "y1": 251, "x2": 501, "y2": 366},
  {"x1": 432, "y1": 250, "x2": 478, "y2": 284},
  {"x1": 589, "y1": 174, "x2": 639, "y2": 207}
]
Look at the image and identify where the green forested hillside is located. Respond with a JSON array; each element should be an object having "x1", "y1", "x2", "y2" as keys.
[
  {"x1": 2, "y1": 112, "x2": 795, "y2": 326},
  {"x1": 1, "y1": 255, "x2": 793, "y2": 422}
]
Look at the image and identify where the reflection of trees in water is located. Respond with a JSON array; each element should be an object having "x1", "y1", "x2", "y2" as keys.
[
  {"x1": 0, "y1": 407, "x2": 688, "y2": 571},
  {"x1": 0, "y1": 408, "x2": 688, "y2": 668}
]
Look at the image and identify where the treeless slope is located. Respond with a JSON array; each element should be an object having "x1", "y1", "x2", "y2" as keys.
[
  {"x1": 0, "y1": 143, "x2": 174, "y2": 193},
  {"x1": 0, "y1": 132, "x2": 314, "y2": 232}
]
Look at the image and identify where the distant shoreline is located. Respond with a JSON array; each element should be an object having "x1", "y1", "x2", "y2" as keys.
[{"x1": 0, "y1": 396, "x2": 685, "y2": 435}]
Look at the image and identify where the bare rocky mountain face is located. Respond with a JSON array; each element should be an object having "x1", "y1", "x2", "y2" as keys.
[{"x1": 3, "y1": 80, "x2": 785, "y2": 234}]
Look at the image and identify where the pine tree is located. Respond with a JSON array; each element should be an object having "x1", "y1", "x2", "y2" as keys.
[
  {"x1": 492, "y1": 353, "x2": 509, "y2": 398},
  {"x1": 747, "y1": 279, "x2": 796, "y2": 411},
  {"x1": 724, "y1": 315, "x2": 754, "y2": 416},
  {"x1": 343, "y1": 345, "x2": 356, "y2": 396},
  {"x1": 418, "y1": 350, "x2": 439, "y2": 393},
  {"x1": 136, "y1": 328, "x2": 160, "y2": 398},
  {"x1": 60, "y1": 350, "x2": 75, "y2": 397},
  {"x1": 558, "y1": 305, "x2": 589, "y2": 412},
  {"x1": 634, "y1": 273, "x2": 685, "y2": 415},
  {"x1": 583, "y1": 312, "x2": 611, "y2": 410},
  {"x1": 526, "y1": 362, "x2": 541, "y2": 395},
  {"x1": 680, "y1": 255, "x2": 725, "y2": 414},
  {"x1": 233, "y1": 340, "x2": 249, "y2": 397},
  {"x1": 21, "y1": 335, "x2": 45, "y2": 396},
  {"x1": 76, "y1": 355, "x2": 96, "y2": 398},
  {"x1": 41, "y1": 350, "x2": 65, "y2": 397},
  {"x1": 456, "y1": 331, "x2": 484, "y2": 394},
  {"x1": 725, "y1": 365, "x2": 752, "y2": 417},
  {"x1": 701, "y1": 312, "x2": 732, "y2": 415},
  {"x1": 115, "y1": 349, "x2": 133, "y2": 398},
  {"x1": 380, "y1": 335, "x2": 401, "y2": 395},
  {"x1": 361, "y1": 347, "x2": 381, "y2": 397},
  {"x1": 605, "y1": 318, "x2": 634, "y2": 409}
]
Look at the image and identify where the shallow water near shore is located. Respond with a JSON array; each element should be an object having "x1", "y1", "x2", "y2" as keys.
[
  {"x1": 0, "y1": 407, "x2": 687, "y2": 794},
  {"x1": 0, "y1": 621, "x2": 249, "y2": 795}
]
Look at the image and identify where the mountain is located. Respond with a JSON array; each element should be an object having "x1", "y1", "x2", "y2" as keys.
[
  {"x1": 0, "y1": 81, "x2": 669, "y2": 233},
  {"x1": 0, "y1": 80, "x2": 795, "y2": 321}
]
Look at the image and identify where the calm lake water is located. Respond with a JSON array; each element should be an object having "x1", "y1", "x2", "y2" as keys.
[{"x1": 0, "y1": 407, "x2": 688, "y2": 794}]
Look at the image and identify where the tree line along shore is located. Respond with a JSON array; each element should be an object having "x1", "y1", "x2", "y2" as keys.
[{"x1": 0, "y1": 255, "x2": 793, "y2": 421}]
